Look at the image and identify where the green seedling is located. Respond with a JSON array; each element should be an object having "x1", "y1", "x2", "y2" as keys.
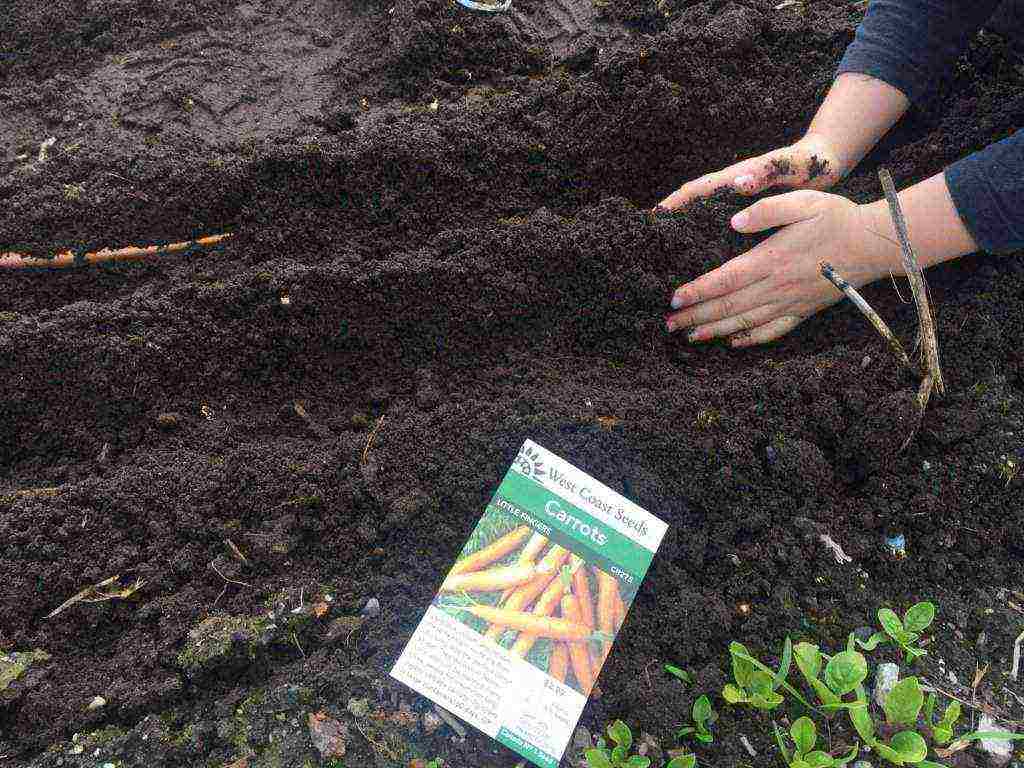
[
  {"x1": 585, "y1": 721, "x2": 651, "y2": 768},
  {"x1": 774, "y1": 716, "x2": 857, "y2": 768},
  {"x1": 792, "y1": 641, "x2": 870, "y2": 716},
  {"x1": 665, "y1": 664, "x2": 692, "y2": 685},
  {"x1": 666, "y1": 755, "x2": 697, "y2": 768},
  {"x1": 923, "y1": 692, "x2": 959, "y2": 745},
  {"x1": 855, "y1": 602, "x2": 935, "y2": 664},
  {"x1": 676, "y1": 695, "x2": 716, "y2": 743},
  {"x1": 724, "y1": 639, "x2": 813, "y2": 711}
]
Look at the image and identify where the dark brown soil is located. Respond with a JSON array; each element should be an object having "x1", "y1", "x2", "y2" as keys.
[{"x1": 2, "y1": 1, "x2": 1023, "y2": 767}]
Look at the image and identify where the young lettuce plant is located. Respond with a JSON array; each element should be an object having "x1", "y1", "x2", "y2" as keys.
[
  {"x1": 856, "y1": 602, "x2": 935, "y2": 664},
  {"x1": 774, "y1": 716, "x2": 857, "y2": 768},
  {"x1": 676, "y1": 695, "x2": 716, "y2": 744},
  {"x1": 848, "y1": 675, "x2": 933, "y2": 766},
  {"x1": 923, "y1": 692, "x2": 959, "y2": 745},
  {"x1": 793, "y1": 641, "x2": 870, "y2": 716},
  {"x1": 586, "y1": 721, "x2": 651, "y2": 768},
  {"x1": 723, "y1": 639, "x2": 813, "y2": 711}
]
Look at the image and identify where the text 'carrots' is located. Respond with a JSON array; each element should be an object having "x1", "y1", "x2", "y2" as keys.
[
  {"x1": 464, "y1": 605, "x2": 593, "y2": 641},
  {"x1": 449, "y1": 526, "x2": 531, "y2": 577}
]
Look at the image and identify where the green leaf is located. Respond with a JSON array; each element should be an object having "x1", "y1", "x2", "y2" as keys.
[
  {"x1": 824, "y1": 651, "x2": 868, "y2": 695},
  {"x1": 665, "y1": 664, "x2": 692, "y2": 684},
  {"x1": 918, "y1": 762, "x2": 949, "y2": 768},
  {"x1": 803, "y1": 751, "x2": 835, "y2": 768},
  {"x1": 835, "y1": 744, "x2": 859, "y2": 766},
  {"x1": 902, "y1": 602, "x2": 935, "y2": 633},
  {"x1": 809, "y1": 676, "x2": 842, "y2": 709},
  {"x1": 775, "y1": 637, "x2": 793, "y2": 691},
  {"x1": 729, "y1": 642, "x2": 756, "y2": 688},
  {"x1": 793, "y1": 642, "x2": 822, "y2": 682},
  {"x1": 856, "y1": 631, "x2": 890, "y2": 651},
  {"x1": 884, "y1": 677, "x2": 924, "y2": 726},
  {"x1": 791, "y1": 716, "x2": 816, "y2": 755},
  {"x1": 666, "y1": 756, "x2": 696, "y2": 768},
  {"x1": 873, "y1": 742, "x2": 905, "y2": 765},
  {"x1": 960, "y1": 731, "x2": 1024, "y2": 742},
  {"x1": 890, "y1": 731, "x2": 928, "y2": 763},
  {"x1": 722, "y1": 684, "x2": 748, "y2": 704},
  {"x1": 692, "y1": 695, "x2": 713, "y2": 726},
  {"x1": 695, "y1": 731, "x2": 714, "y2": 744},
  {"x1": 677, "y1": 727, "x2": 696, "y2": 738},
  {"x1": 608, "y1": 720, "x2": 632, "y2": 750},
  {"x1": 585, "y1": 749, "x2": 613, "y2": 768},
  {"x1": 932, "y1": 725, "x2": 952, "y2": 745},
  {"x1": 924, "y1": 692, "x2": 936, "y2": 722},
  {"x1": 751, "y1": 689, "x2": 785, "y2": 710},
  {"x1": 939, "y1": 700, "x2": 960, "y2": 729},
  {"x1": 849, "y1": 686, "x2": 875, "y2": 744},
  {"x1": 878, "y1": 608, "x2": 904, "y2": 640},
  {"x1": 730, "y1": 648, "x2": 815, "y2": 710},
  {"x1": 773, "y1": 720, "x2": 791, "y2": 765},
  {"x1": 625, "y1": 757, "x2": 651, "y2": 768},
  {"x1": 612, "y1": 745, "x2": 627, "y2": 763}
]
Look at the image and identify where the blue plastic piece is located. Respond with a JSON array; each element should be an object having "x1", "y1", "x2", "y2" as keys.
[{"x1": 886, "y1": 533, "x2": 906, "y2": 554}]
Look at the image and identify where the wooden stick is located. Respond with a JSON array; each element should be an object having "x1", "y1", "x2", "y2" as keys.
[
  {"x1": 878, "y1": 169, "x2": 945, "y2": 396},
  {"x1": 0, "y1": 233, "x2": 232, "y2": 270},
  {"x1": 820, "y1": 262, "x2": 919, "y2": 378}
]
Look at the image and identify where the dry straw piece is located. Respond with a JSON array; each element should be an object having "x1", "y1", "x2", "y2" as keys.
[{"x1": 0, "y1": 232, "x2": 232, "y2": 270}]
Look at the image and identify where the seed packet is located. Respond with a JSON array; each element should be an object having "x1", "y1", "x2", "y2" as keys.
[{"x1": 391, "y1": 439, "x2": 668, "y2": 768}]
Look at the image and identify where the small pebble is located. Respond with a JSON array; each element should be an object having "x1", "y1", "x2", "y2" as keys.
[
  {"x1": 571, "y1": 726, "x2": 592, "y2": 751},
  {"x1": 361, "y1": 597, "x2": 381, "y2": 617},
  {"x1": 977, "y1": 714, "x2": 1014, "y2": 766},
  {"x1": 87, "y1": 695, "x2": 106, "y2": 711},
  {"x1": 977, "y1": 630, "x2": 987, "y2": 649},
  {"x1": 156, "y1": 412, "x2": 180, "y2": 430},
  {"x1": 873, "y1": 662, "x2": 899, "y2": 708},
  {"x1": 861, "y1": 355, "x2": 872, "y2": 370},
  {"x1": 422, "y1": 710, "x2": 443, "y2": 735}
]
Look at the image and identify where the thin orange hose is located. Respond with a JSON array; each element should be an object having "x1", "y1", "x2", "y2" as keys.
[{"x1": 0, "y1": 233, "x2": 233, "y2": 270}]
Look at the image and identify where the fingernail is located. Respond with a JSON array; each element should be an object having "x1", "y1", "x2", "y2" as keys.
[
  {"x1": 734, "y1": 174, "x2": 754, "y2": 191},
  {"x1": 670, "y1": 293, "x2": 683, "y2": 309},
  {"x1": 731, "y1": 210, "x2": 749, "y2": 229}
]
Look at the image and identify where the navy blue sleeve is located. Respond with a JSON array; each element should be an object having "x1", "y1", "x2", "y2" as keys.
[
  {"x1": 945, "y1": 130, "x2": 1024, "y2": 254},
  {"x1": 836, "y1": 0, "x2": 1001, "y2": 106}
]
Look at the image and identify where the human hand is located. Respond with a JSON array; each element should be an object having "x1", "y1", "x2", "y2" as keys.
[
  {"x1": 657, "y1": 132, "x2": 845, "y2": 211},
  {"x1": 664, "y1": 190, "x2": 901, "y2": 346}
]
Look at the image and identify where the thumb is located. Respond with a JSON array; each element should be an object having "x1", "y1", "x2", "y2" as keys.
[{"x1": 731, "y1": 190, "x2": 823, "y2": 232}]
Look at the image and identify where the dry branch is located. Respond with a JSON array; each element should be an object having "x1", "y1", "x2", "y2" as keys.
[
  {"x1": 820, "y1": 262, "x2": 918, "y2": 377},
  {"x1": 878, "y1": 168, "x2": 945, "y2": 396},
  {"x1": 0, "y1": 233, "x2": 232, "y2": 270}
]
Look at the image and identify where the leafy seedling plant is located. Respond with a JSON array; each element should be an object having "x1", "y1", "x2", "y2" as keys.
[
  {"x1": 676, "y1": 695, "x2": 716, "y2": 744},
  {"x1": 586, "y1": 721, "x2": 695, "y2": 768},
  {"x1": 854, "y1": 602, "x2": 935, "y2": 664},
  {"x1": 775, "y1": 716, "x2": 857, "y2": 768},
  {"x1": 719, "y1": 601, "x2": 1024, "y2": 768}
]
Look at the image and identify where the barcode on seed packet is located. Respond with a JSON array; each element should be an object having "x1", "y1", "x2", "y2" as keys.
[{"x1": 391, "y1": 439, "x2": 668, "y2": 768}]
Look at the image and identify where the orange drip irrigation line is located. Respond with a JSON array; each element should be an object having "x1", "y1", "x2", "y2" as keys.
[{"x1": 0, "y1": 232, "x2": 233, "y2": 270}]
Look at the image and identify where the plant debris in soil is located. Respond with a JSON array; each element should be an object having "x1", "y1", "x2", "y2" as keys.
[{"x1": 1, "y1": 1, "x2": 1023, "y2": 767}]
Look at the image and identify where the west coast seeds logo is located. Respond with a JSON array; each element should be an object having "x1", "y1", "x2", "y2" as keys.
[{"x1": 514, "y1": 444, "x2": 546, "y2": 481}]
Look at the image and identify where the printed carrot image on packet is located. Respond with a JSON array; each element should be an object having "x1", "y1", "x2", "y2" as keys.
[{"x1": 392, "y1": 440, "x2": 667, "y2": 768}]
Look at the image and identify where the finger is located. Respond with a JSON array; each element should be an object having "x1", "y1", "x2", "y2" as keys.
[
  {"x1": 669, "y1": 247, "x2": 772, "y2": 309},
  {"x1": 667, "y1": 275, "x2": 771, "y2": 332},
  {"x1": 686, "y1": 303, "x2": 782, "y2": 342},
  {"x1": 657, "y1": 170, "x2": 729, "y2": 211},
  {"x1": 729, "y1": 315, "x2": 802, "y2": 347},
  {"x1": 730, "y1": 189, "x2": 823, "y2": 233}
]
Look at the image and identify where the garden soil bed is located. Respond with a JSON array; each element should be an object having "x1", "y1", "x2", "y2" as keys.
[{"x1": 1, "y1": 1, "x2": 1023, "y2": 767}]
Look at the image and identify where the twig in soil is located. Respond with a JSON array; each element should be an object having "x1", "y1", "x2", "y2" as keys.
[
  {"x1": 921, "y1": 679, "x2": 1023, "y2": 726},
  {"x1": 361, "y1": 415, "x2": 386, "y2": 465},
  {"x1": 225, "y1": 539, "x2": 249, "y2": 565},
  {"x1": 0, "y1": 232, "x2": 232, "y2": 270},
  {"x1": 879, "y1": 168, "x2": 945, "y2": 396},
  {"x1": 819, "y1": 533, "x2": 853, "y2": 565},
  {"x1": 819, "y1": 262, "x2": 918, "y2": 378},
  {"x1": 1012, "y1": 628, "x2": 1023, "y2": 681},
  {"x1": 209, "y1": 562, "x2": 252, "y2": 589},
  {"x1": 45, "y1": 574, "x2": 145, "y2": 619}
]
